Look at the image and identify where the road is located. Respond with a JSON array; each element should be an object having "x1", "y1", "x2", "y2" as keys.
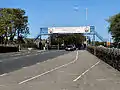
[
  {"x1": 0, "y1": 50, "x2": 69, "y2": 74},
  {"x1": 0, "y1": 50, "x2": 120, "y2": 90}
]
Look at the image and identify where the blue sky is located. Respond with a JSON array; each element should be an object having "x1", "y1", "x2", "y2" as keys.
[{"x1": 1, "y1": 0, "x2": 120, "y2": 41}]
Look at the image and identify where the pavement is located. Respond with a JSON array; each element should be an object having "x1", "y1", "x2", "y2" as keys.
[{"x1": 0, "y1": 50, "x2": 120, "y2": 90}]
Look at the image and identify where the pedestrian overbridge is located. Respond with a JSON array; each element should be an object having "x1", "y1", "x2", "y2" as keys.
[{"x1": 34, "y1": 26, "x2": 107, "y2": 49}]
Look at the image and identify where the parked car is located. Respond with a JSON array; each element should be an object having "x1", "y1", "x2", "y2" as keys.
[{"x1": 65, "y1": 45, "x2": 76, "y2": 51}]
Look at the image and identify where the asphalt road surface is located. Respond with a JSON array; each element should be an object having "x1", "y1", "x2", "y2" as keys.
[
  {"x1": 0, "y1": 50, "x2": 45, "y2": 60},
  {"x1": 0, "y1": 50, "x2": 69, "y2": 74},
  {"x1": 0, "y1": 50, "x2": 120, "y2": 90}
]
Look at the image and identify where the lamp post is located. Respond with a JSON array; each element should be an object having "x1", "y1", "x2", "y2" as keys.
[
  {"x1": 74, "y1": 6, "x2": 88, "y2": 48},
  {"x1": 85, "y1": 8, "x2": 88, "y2": 48}
]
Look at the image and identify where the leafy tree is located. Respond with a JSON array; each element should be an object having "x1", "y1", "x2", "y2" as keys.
[
  {"x1": 0, "y1": 8, "x2": 14, "y2": 44},
  {"x1": 12, "y1": 8, "x2": 29, "y2": 39},
  {"x1": 51, "y1": 33, "x2": 85, "y2": 46},
  {"x1": 107, "y1": 13, "x2": 120, "y2": 43},
  {"x1": 0, "y1": 8, "x2": 29, "y2": 44}
]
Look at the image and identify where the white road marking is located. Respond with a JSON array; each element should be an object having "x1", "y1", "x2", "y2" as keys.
[
  {"x1": 42, "y1": 50, "x2": 59, "y2": 54},
  {"x1": 0, "y1": 73, "x2": 7, "y2": 77},
  {"x1": 37, "y1": 63, "x2": 40, "y2": 64},
  {"x1": 18, "y1": 51, "x2": 78, "y2": 84},
  {"x1": 96, "y1": 78, "x2": 113, "y2": 81},
  {"x1": 96, "y1": 79, "x2": 107, "y2": 81},
  {"x1": 23, "y1": 67, "x2": 28, "y2": 69},
  {"x1": 14, "y1": 57, "x2": 19, "y2": 59},
  {"x1": 37, "y1": 51, "x2": 42, "y2": 53},
  {"x1": 0, "y1": 51, "x2": 56, "y2": 61},
  {"x1": 73, "y1": 61, "x2": 100, "y2": 82},
  {"x1": 11, "y1": 54, "x2": 21, "y2": 56}
]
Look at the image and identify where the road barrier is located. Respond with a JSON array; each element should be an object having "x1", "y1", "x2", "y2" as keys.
[{"x1": 87, "y1": 46, "x2": 120, "y2": 71}]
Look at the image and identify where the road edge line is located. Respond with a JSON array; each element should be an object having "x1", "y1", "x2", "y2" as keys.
[{"x1": 73, "y1": 61, "x2": 100, "y2": 82}]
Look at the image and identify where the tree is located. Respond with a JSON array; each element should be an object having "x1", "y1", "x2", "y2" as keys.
[
  {"x1": 51, "y1": 33, "x2": 85, "y2": 46},
  {"x1": 12, "y1": 8, "x2": 29, "y2": 40},
  {"x1": 0, "y1": 8, "x2": 14, "y2": 44},
  {"x1": 107, "y1": 13, "x2": 120, "y2": 43},
  {"x1": 0, "y1": 8, "x2": 29, "y2": 45}
]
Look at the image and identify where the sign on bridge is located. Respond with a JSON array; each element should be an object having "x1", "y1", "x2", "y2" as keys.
[{"x1": 48, "y1": 26, "x2": 91, "y2": 34}]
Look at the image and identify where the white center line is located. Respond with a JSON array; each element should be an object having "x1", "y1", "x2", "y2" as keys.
[
  {"x1": 73, "y1": 61, "x2": 100, "y2": 82},
  {"x1": 18, "y1": 51, "x2": 78, "y2": 84}
]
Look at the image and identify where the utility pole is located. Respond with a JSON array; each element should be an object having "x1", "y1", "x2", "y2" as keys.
[
  {"x1": 85, "y1": 8, "x2": 88, "y2": 47},
  {"x1": 86, "y1": 8, "x2": 88, "y2": 21}
]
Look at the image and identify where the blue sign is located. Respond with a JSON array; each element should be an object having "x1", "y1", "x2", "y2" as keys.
[
  {"x1": 90, "y1": 26, "x2": 95, "y2": 29},
  {"x1": 90, "y1": 26, "x2": 95, "y2": 32}
]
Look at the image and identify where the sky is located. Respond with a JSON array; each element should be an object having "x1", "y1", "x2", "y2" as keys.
[{"x1": 1, "y1": 0, "x2": 120, "y2": 41}]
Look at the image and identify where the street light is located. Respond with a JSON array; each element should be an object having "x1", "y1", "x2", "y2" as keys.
[
  {"x1": 85, "y1": 8, "x2": 88, "y2": 47},
  {"x1": 73, "y1": 6, "x2": 88, "y2": 47},
  {"x1": 86, "y1": 8, "x2": 88, "y2": 21}
]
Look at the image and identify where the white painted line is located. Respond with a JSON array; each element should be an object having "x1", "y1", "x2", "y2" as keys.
[
  {"x1": 0, "y1": 73, "x2": 7, "y2": 77},
  {"x1": 96, "y1": 78, "x2": 107, "y2": 81},
  {"x1": 11, "y1": 54, "x2": 21, "y2": 56},
  {"x1": 23, "y1": 67, "x2": 28, "y2": 69},
  {"x1": 1, "y1": 50, "x2": 59, "y2": 61},
  {"x1": 14, "y1": 57, "x2": 19, "y2": 59},
  {"x1": 73, "y1": 61, "x2": 100, "y2": 82},
  {"x1": 1, "y1": 51, "x2": 46, "y2": 61},
  {"x1": 18, "y1": 51, "x2": 78, "y2": 84},
  {"x1": 40, "y1": 51, "x2": 50, "y2": 55},
  {"x1": 37, "y1": 63, "x2": 40, "y2": 65}
]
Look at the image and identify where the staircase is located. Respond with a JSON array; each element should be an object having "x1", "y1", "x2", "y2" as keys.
[
  {"x1": 94, "y1": 31, "x2": 107, "y2": 42},
  {"x1": 34, "y1": 34, "x2": 40, "y2": 41}
]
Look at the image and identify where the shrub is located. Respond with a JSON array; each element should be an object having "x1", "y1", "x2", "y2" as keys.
[
  {"x1": 87, "y1": 46, "x2": 120, "y2": 71},
  {"x1": 0, "y1": 46, "x2": 19, "y2": 53}
]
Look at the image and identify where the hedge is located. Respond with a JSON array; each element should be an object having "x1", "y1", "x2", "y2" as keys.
[
  {"x1": 20, "y1": 43, "x2": 38, "y2": 49},
  {"x1": 0, "y1": 46, "x2": 19, "y2": 53},
  {"x1": 87, "y1": 46, "x2": 120, "y2": 71}
]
